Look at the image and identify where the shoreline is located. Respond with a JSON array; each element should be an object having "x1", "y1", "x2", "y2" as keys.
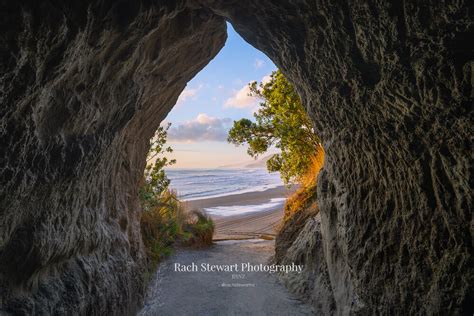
[
  {"x1": 185, "y1": 185, "x2": 295, "y2": 240},
  {"x1": 185, "y1": 185, "x2": 293, "y2": 210}
]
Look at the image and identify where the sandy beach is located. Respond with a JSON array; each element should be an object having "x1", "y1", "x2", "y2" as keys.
[{"x1": 186, "y1": 186, "x2": 294, "y2": 240}]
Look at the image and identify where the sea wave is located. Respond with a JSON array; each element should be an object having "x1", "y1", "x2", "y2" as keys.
[
  {"x1": 167, "y1": 168, "x2": 283, "y2": 201},
  {"x1": 203, "y1": 198, "x2": 286, "y2": 216},
  {"x1": 182, "y1": 183, "x2": 283, "y2": 201}
]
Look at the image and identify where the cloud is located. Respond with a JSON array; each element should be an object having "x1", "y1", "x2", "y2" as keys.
[
  {"x1": 167, "y1": 114, "x2": 232, "y2": 142},
  {"x1": 224, "y1": 84, "x2": 257, "y2": 109},
  {"x1": 261, "y1": 74, "x2": 272, "y2": 85},
  {"x1": 176, "y1": 84, "x2": 203, "y2": 104},
  {"x1": 224, "y1": 73, "x2": 273, "y2": 110},
  {"x1": 254, "y1": 58, "x2": 265, "y2": 69}
]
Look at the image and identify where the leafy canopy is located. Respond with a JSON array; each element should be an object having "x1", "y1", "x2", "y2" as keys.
[{"x1": 227, "y1": 70, "x2": 320, "y2": 184}]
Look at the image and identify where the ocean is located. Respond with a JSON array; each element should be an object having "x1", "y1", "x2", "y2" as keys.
[
  {"x1": 166, "y1": 168, "x2": 284, "y2": 201},
  {"x1": 165, "y1": 168, "x2": 286, "y2": 216}
]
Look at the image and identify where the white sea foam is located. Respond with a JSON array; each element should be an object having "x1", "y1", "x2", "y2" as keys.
[
  {"x1": 204, "y1": 198, "x2": 286, "y2": 217},
  {"x1": 183, "y1": 183, "x2": 282, "y2": 201}
]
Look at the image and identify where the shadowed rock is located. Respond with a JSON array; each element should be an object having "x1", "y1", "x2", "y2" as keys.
[
  {"x1": 0, "y1": 1, "x2": 226, "y2": 314},
  {"x1": 202, "y1": 1, "x2": 472, "y2": 314}
]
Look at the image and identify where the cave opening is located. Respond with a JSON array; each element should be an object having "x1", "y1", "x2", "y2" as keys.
[
  {"x1": 137, "y1": 21, "x2": 327, "y2": 314},
  {"x1": 140, "y1": 21, "x2": 325, "y2": 248}
]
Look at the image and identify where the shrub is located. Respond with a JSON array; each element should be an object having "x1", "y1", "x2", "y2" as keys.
[
  {"x1": 140, "y1": 190, "x2": 214, "y2": 265},
  {"x1": 181, "y1": 210, "x2": 215, "y2": 248},
  {"x1": 140, "y1": 190, "x2": 185, "y2": 264}
]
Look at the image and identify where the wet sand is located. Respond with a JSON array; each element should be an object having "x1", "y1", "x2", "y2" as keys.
[{"x1": 186, "y1": 186, "x2": 295, "y2": 240}]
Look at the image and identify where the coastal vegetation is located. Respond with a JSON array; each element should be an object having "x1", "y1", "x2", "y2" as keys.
[
  {"x1": 228, "y1": 70, "x2": 324, "y2": 219},
  {"x1": 140, "y1": 123, "x2": 176, "y2": 210},
  {"x1": 140, "y1": 125, "x2": 214, "y2": 265},
  {"x1": 140, "y1": 190, "x2": 214, "y2": 264},
  {"x1": 228, "y1": 70, "x2": 321, "y2": 185},
  {"x1": 181, "y1": 210, "x2": 215, "y2": 247}
]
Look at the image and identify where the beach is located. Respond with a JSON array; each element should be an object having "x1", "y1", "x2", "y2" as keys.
[{"x1": 186, "y1": 186, "x2": 294, "y2": 240}]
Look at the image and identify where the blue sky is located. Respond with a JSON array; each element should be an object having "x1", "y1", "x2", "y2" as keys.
[{"x1": 163, "y1": 23, "x2": 277, "y2": 168}]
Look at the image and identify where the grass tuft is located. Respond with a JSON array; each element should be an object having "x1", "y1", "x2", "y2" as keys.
[
  {"x1": 140, "y1": 190, "x2": 214, "y2": 266},
  {"x1": 181, "y1": 210, "x2": 215, "y2": 248}
]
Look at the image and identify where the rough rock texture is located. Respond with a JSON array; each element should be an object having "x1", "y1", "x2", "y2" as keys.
[
  {"x1": 231, "y1": 1, "x2": 472, "y2": 315},
  {"x1": 0, "y1": 1, "x2": 226, "y2": 314},
  {"x1": 201, "y1": 0, "x2": 473, "y2": 314},
  {"x1": 1, "y1": 0, "x2": 472, "y2": 315},
  {"x1": 274, "y1": 196, "x2": 336, "y2": 315}
]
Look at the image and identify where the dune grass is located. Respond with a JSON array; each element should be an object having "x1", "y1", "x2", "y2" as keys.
[
  {"x1": 181, "y1": 210, "x2": 215, "y2": 248},
  {"x1": 140, "y1": 189, "x2": 214, "y2": 265}
]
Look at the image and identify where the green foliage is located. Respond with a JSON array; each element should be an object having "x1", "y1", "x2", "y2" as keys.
[
  {"x1": 140, "y1": 190, "x2": 215, "y2": 264},
  {"x1": 140, "y1": 123, "x2": 176, "y2": 211},
  {"x1": 139, "y1": 124, "x2": 215, "y2": 265},
  {"x1": 228, "y1": 70, "x2": 320, "y2": 184},
  {"x1": 140, "y1": 190, "x2": 186, "y2": 264},
  {"x1": 182, "y1": 211, "x2": 215, "y2": 247}
]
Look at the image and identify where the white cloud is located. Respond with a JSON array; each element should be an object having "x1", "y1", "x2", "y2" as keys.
[
  {"x1": 254, "y1": 58, "x2": 265, "y2": 69},
  {"x1": 261, "y1": 74, "x2": 272, "y2": 85},
  {"x1": 224, "y1": 84, "x2": 257, "y2": 109},
  {"x1": 176, "y1": 84, "x2": 203, "y2": 104},
  {"x1": 224, "y1": 73, "x2": 273, "y2": 110},
  {"x1": 167, "y1": 114, "x2": 232, "y2": 142}
]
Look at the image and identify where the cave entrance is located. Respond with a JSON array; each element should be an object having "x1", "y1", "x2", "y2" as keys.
[
  {"x1": 141, "y1": 22, "x2": 324, "y2": 248},
  {"x1": 139, "y1": 21, "x2": 324, "y2": 313}
]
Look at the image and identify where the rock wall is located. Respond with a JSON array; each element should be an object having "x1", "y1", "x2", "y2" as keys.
[
  {"x1": 1, "y1": 0, "x2": 472, "y2": 315},
  {"x1": 0, "y1": 1, "x2": 226, "y2": 314},
  {"x1": 274, "y1": 192, "x2": 336, "y2": 315},
  {"x1": 202, "y1": 1, "x2": 472, "y2": 314}
]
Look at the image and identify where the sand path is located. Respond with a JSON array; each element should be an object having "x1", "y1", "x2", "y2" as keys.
[
  {"x1": 212, "y1": 208, "x2": 283, "y2": 240},
  {"x1": 139, "y1": 240, "x2": 314, "y2": 315},
  {"x1": 186, "y1": 186, "x2": 294, "y2": 240}
]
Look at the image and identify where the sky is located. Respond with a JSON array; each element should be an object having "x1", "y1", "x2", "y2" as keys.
[{"x1": 162, "y1": 23, "x2": 277, "y2": 168}]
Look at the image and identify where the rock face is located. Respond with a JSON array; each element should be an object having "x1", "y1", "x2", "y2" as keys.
[
  {"x1": 207, "y1": 1, "x2": 472, "y2": 314},
  {"x1": 0, "y1": 1, "x2": 226, "y2": 314},
  {"x1": 274, "y1": 194, "x2": 336, "y2": 315},
  {"x1": 1, "y1": 0, "x2": 472, "y2": 315}
]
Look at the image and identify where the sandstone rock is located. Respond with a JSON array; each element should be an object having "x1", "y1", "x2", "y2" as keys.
[
  {"x1": 0, "y1": 1, "x2": 226, "y2": 314},
  {"x1": 274, "y1": 196, "x2": 337, "y2": 315},
  {"x1": 201, "y1": 1, "x2": 472, "y2": 314}
]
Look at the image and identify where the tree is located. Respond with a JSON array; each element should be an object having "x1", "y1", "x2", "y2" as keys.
[
  {"x1": 140, "y1": 123, "x2": 176, "y2": 210},
  {"x1": 227, "y1": 70, "x2": 320, "y2": 184}
]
